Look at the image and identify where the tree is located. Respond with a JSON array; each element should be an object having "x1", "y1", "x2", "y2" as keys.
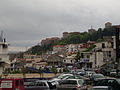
[
  {"x1": 51, "y1": 67, "x2": 57, "y2": 75},
  {"x1": 63, "y1": 67, "x2": 69, "y2": 72},
  {"x1": 39, "y1": 67, "x2": 44, "y2": 78},
  {"x1": 22, "y1": 67, "x2": 26, "y2": 78}
]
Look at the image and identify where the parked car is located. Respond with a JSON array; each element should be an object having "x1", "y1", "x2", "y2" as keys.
[
  {"x1": 63, "y1": 75, "x2": 91, "y2": 85},
  {"x1": 24, "y1": 78, "x2": 40, "y2": 87},
  {"x1": 90, "y1": 74, "x2": 105, "y2": 84},
  {"x1": 109, "y1": 69, "x2": 117, "y2": 77},
  {"x1": 85, "y1": 71, "x2": 96, "y2": 77},
  {"x1": 56, "y1": 79, "x2": 87, "y2": 90},
  {"x1": 76, "y1": 69, "x2": 86, "y2": 76},
  {"x1": 49, "y1": 73, "x2": 73, "y2": 85},
  {"x1": 90, "y1": 86, "x2": 113, "y2": 90},
  {"x1": 25, "y1": 80, "x2": 56, "y2": 90},
  {"x1": 93, "y1": 78, "x2": 120, "y2": 90}
]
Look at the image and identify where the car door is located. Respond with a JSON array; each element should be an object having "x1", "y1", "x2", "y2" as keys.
[
  {"x1": 35, "y1": 82, "x2": 49, "y2": 90},
  {"x1": 57, "y1": 80, "x2": 71, "y2": 90}
]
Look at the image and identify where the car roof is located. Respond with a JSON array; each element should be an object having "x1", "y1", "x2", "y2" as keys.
[
  {"x1": 66, "y1": 79, "x2": 83, "y2": 81},
  {"x1": 35, "y1": 80, "x2": 48, "y2": 82}
]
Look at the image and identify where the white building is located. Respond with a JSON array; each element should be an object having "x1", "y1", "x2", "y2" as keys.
[
  {"x1": 63, "y1": 54, "x2": 76, "y2": 66},
  {"x1": 0, "y1": 35, "x2": 9, "y2": 75},
  {"x1": 66, "y1": 44, "x2": 79, "y2": 54}
]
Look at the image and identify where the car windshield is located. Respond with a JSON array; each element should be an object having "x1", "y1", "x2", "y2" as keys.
[
  {"x1": 57, "y1": 74, "x2": 72, "y2": 79},
  {"x1": 59, "y1": 75, "x2": 71, "y2": 79},
  {"x1": 60, "y1": 80, "x2": 77, "y2": 85}
]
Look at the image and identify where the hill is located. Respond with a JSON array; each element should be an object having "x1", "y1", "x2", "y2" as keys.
[{"x1": 26, "y1": 27, "x2": 116, "y2": 55}]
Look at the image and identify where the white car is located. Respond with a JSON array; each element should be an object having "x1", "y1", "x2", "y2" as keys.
[
  {"x1": 56, "y1": 79, "x2": 87, "y2": 90},
  {"x1": 49, "y1": 74, "x2": 73, "y2": 85}
]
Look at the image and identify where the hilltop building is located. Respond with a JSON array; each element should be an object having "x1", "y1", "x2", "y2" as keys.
[
  {"x1": 62, "y1": 32, "x2": 80, "y2": 39},
  {"x1": 88, "y1": 26, "x2": 96, "y2": 33},
  {"x1": 105, "y1": 22, "x2": 112, "y2": 28},
  {"x1": 41, "y1": 37, "x2": 60, "y2": 46}
]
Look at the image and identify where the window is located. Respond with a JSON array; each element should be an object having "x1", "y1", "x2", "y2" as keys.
[
  {"x1": 102, "y1": 43, "x2": 105, "y2": 48},
  {"x1": 20, "y1": 80, "x2": 23, "y2": 86},
  {"x1": 108, "y1": 51, "x2": 111, "y2": 57},
  {"x1": 86, "y1": 55, "x2": 90, "y2": 58},
  {"x1": 16, "y1": 80, "x2": 19, "y2": 86},
  {"x1": 60, "y1": 80, "x2": 69, "y2": 85},
  {"x1": 36, "y1": 82, "x2": 46, "y2": 86},
  {"x1": 69, "y1": 80, "x2": 77, "y2": 84},
  {"x1": 60, "y1": 80, "x2": 77, "y2": 85}
]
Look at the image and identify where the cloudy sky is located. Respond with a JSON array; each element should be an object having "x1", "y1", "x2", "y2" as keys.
[{"x1": 0, "y1": 0, "x2": 120, "y2": 50}]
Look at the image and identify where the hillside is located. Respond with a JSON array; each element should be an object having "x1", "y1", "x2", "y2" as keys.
[{"x1": 27, "y1": 27, "x2": 116, "y2": 55}]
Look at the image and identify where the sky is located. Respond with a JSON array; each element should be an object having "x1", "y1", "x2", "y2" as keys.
[{"x1": 0, "y1": 0, "x2": 120, "y2": 51}]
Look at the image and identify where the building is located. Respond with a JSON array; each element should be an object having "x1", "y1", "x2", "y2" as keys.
[
  {"x1": 47, "y1": 54, "x2": 63, "y2": 67},
  {"x1": 10, "y1": 58, "x2": 26, "y2": 72},
  {"x1": 105, "y1": 22, "x2": 112, "y2": 28},
  {"x1": 88, "y1": 26, "x2": 96, "y2": 33},
  {"x1": 53, "y1": 45, "x2": 66, "y2": 56},
  {"x1": 62, "y1": 32, "x2": 80, "y2": 39},
  {"x1": 63, "y1": 54, "x2": 76, "y2": 66},
  {"x1": 41, "y1": 37, "x2": 60, "y2": 46},
  {"x1": 24, "y1": 54, "x2": 42, "y2": 62},
  {"x1": 66, "y1": 44, "x2": 79, "y2": 54},
  {"x1": 79, "y1": 52, "x2": 93, "y2": 69},
  {"x1": 53, "y1": 45, "x2": 66, "y2": 53},
  {"x1": 0, "y1": 33, "x2": 9, "y2": 74}
]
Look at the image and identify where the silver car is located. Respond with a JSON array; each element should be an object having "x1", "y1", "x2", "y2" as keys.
[
  {"x1": 25, "y1": 80, "x2": 56, "y2": 90},
  {"x1": 56, "y1": 79, "x2": 87, "y2": 90}
]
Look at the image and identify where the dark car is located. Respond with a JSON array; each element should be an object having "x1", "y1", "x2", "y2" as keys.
[{"x1": 94, "y1": 78, "x2": 120, "y2": 90}]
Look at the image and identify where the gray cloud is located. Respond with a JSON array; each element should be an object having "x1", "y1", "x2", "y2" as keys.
[{"x1": 0, "y1": 0, "x2": 120, "y2": 47}]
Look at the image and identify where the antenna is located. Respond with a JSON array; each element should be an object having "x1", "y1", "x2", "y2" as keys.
[{"x1": 91, "y1": 25, "x2": 93, "y2": 29}]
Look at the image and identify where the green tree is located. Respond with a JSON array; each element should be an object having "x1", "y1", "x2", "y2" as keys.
[
  {"x1": 51, "y1": 67, "x2": 57, "y2": 75},
  {"x1": 63, "y1": 67, "x2": 69, "y2": 72}
]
